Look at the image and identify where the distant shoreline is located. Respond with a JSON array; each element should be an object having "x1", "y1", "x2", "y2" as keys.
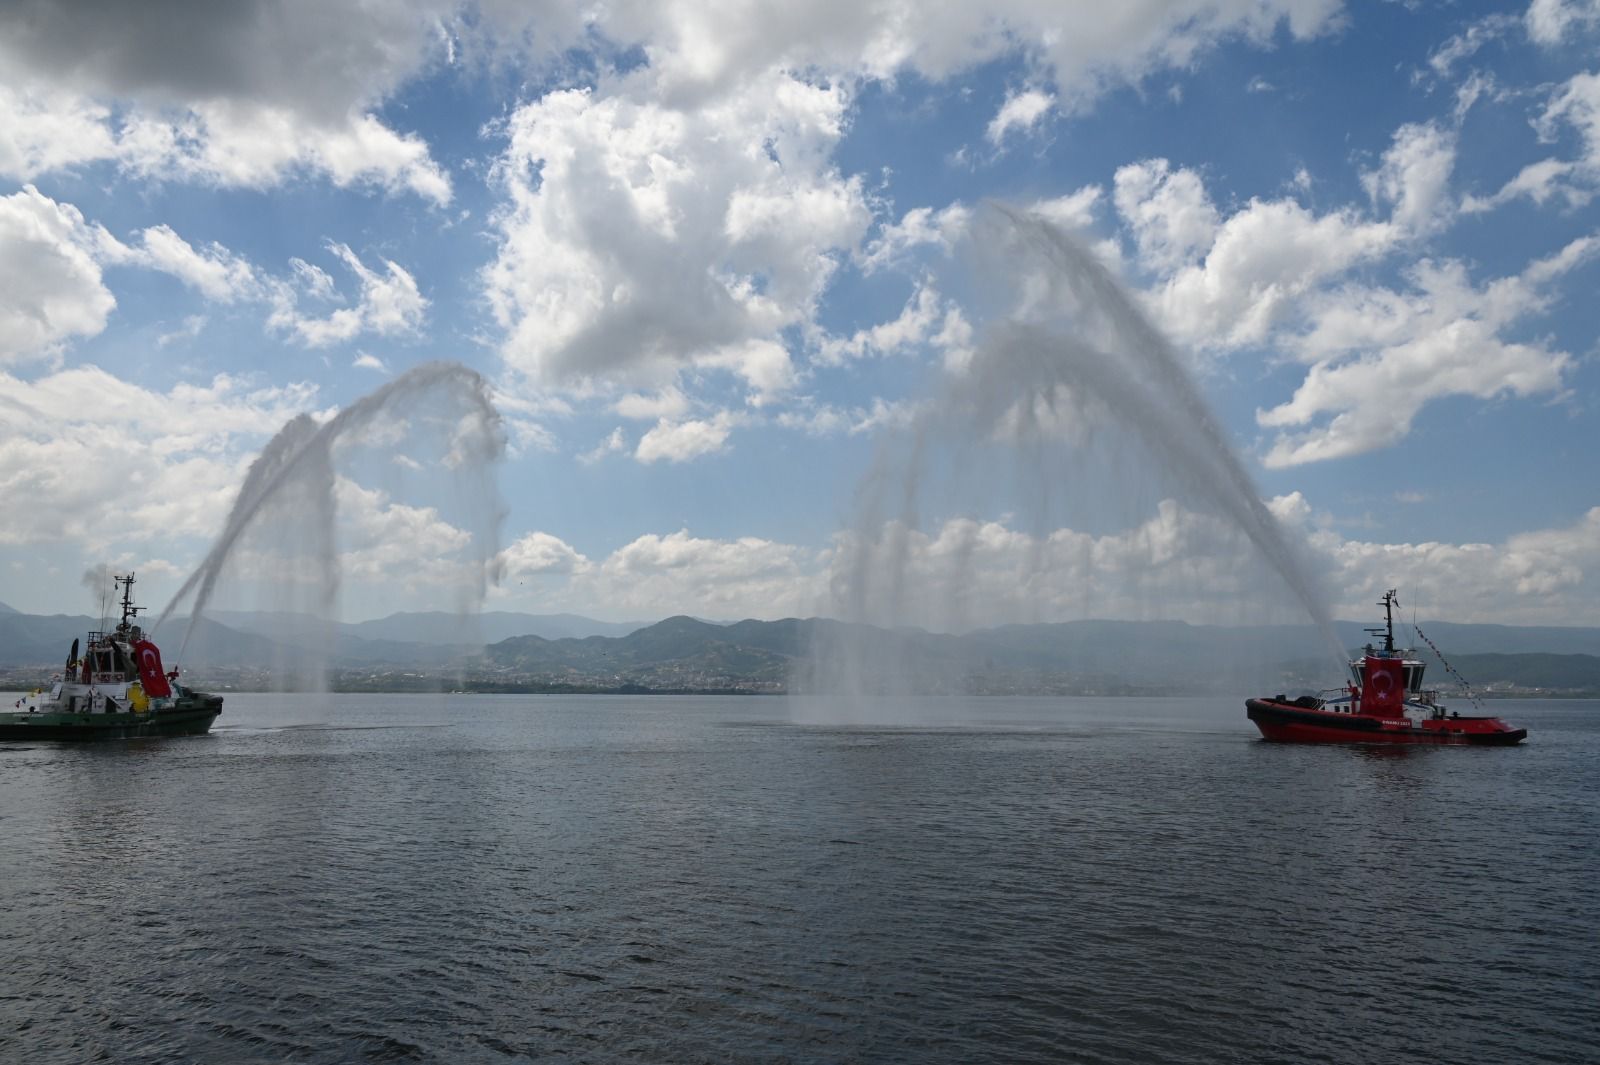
[{"x1": 6, "y1": 679, "x2": 1596, "y2": 700}]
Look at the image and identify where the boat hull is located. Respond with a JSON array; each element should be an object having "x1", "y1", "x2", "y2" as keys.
[
  {"x1": 1246, "y1": 699, "x2": 1526, "y2": 746},
  {"x1": 0, "y1": 694, "x2": 222, "y2": 742}
]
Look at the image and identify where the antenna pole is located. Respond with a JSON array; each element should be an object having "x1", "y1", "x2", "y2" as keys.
[
  {"x1": 115, "y1": 572, "x2": 144, "y2": 629},
  {"x1": 1380, "y1": 589, "x2": 1396, "y2": 655}
]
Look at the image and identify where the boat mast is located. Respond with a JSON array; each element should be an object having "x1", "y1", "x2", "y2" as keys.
[
  {"x1": 1381, "y1": 589, "x2": 1396, "y2": 655},
  {"x1": 115, "y1": 572, "x2": 143, "y2": 630},
  {"x1": 1362, "y1": 589, "x2": 1398, "y2": 657}
]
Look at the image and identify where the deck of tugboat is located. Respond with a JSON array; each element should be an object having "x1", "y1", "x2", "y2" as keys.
[
  {"x1": 1245, "y1": 697, "x2": 1528, "y2": 745},
  {"x1": 0, "y1": 695, "x2": 223, "y2": 741}
]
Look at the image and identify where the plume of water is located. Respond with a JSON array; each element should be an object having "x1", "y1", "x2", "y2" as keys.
[
  {"x1": 806, "y1": 205, "x2": 1344, "y2": 702},
  {"x1": 986, "y1": 204, "x2": 1336, "y2": 643},
  {"x1": 157, "y1": 361, "x2": 506, "y2": 688}
]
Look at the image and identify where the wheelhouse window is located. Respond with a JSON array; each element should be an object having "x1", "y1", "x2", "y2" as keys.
[{"x1": 1403, "y1": 663, "x2": 1426, "y2": 692}]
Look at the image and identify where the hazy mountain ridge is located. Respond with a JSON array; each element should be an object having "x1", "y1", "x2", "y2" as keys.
[
  {"x1": 0, "y1": 612, "x2": 282, "y2": 671},
  {"x1": 1437, "y1": 653, "x2": 1600, "y2": 691},
  {"x1": 207, "y1": 609, "x2": 647, "y2": 645},
  {"x1": 1, "y1": 609, "x2": 1595, "y2": 695},
  {"x1": 478, "y1": 616, "x2": 1600, "y2": 696},
  {"x1": 480, "y1": 617, "x2": 797, "y2": 690}
]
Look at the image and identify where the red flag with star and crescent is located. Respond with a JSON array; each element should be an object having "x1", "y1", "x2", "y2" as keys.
[{"x1": 133, "y1": 639, "x2": 172, "y2": 699}]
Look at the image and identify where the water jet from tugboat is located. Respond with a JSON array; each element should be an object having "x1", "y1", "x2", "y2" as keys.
[
  {"x1": 809, "y1": 205, "x2": 1344, "y2": 700},
  {"x1": 156, "y1": 361, "x2": 507, "y2": 687}
]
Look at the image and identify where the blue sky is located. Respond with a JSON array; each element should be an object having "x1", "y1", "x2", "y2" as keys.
[{"x1": 2, "y1": 0, "x2": 1598, "y2": 628}]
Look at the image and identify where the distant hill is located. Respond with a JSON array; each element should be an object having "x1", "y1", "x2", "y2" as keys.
[
  {"x1": 478, "y1": 616, "x2": 1228, "y2": 693},
  {"x1": 1370, "y1": 621, "x2": 1600, "y2": 656},
  {"x1": 208, "y1": 609, "x2": 644, "y2": 645},
  {"x1": 343, "y1": 610, "x2": 645, "y2": 643},
  {"x1": 479, "y1": 616, "x2": 1600, "y2": 696},
  {"x1": 482, "y1": 615, "x2": 795, "y2": 680},
  {"x1": 481, "y1": 616, "x2": 874, "y2": 692},
  {"x1": 1447, "y1": 653, "x2": 1600, "y2": 693},
  {"x1": 0, "y1": 607, "x2": 646, "y2": 673},
  {"x1": 0, "y1": 612, "x2": 99, "y2": 667},
  {"x1": 0, "y1": 600, "x2": 18, "y2": 614},
  {"x1": 2, "y1": 608, "x2": 1596, "y2": 695},
  {"x1": 0, "y1": 612, "x2": 282, "y2": 670}
]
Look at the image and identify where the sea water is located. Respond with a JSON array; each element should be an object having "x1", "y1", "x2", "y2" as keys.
[{"x1": 1, "y1": 694, "x2": 1595, "y2": 1064}]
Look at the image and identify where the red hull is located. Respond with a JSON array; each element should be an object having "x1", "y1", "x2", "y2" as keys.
[{"x1": 1246, "y1": 699, "x2": 1526, "y2": 746}]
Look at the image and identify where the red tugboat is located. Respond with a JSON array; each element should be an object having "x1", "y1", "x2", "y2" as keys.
[{"x1": 1246, "y1": 591, "x2": 1526, "y2": 746}]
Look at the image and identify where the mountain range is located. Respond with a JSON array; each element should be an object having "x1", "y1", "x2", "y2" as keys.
[
  {"x1": 476, "y1": 616, "x2": 1600, "y2": 695},
  {"x1": 206, "y1": 609, "x2": 647, "y2": 645},
  {"x1": 1, "y1": 606, "x2": 1594, "y2": 696},
  {"x1": 0, "y1": 609, "x2": 645, "y2": 671}
]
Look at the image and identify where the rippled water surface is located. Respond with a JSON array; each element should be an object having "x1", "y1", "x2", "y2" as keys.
[{"x1": 2, "y1": 694, "x2": 1595, "y2": 1064}]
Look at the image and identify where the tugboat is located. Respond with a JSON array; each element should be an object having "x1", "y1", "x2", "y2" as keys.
[
  {"x1": 0, "y1": 573, "x2": 222, "y2": 741},
  {"x1": 1246, "y1": 590, "x2": 1526, "y2": 746}
]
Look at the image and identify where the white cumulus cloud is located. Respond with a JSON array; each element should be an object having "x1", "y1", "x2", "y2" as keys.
[
  {"x1": 815, "y1": 284, "x2": 947, "y2": 365},
  {"x1": 1257, "y1": 235, "x2": 1598, "y2": 466},
  {"x1": 587, "y1": 529, "x2": 817, "y2": 619},
  {"x1": 0, "y1": 186, "x2": 118, "y2": 363},
  {"x1": 635, "y1": 412, "x2": 743, "y2": 464},
  {"x1": 588, "y1": 0, "x2": 1342, "y2": 112},
  {"x1": 126, "y1": 224, "x2": 260, "y2": 302},
  {"x1": 986, "y1": 89, "x2": 1055, "y2": 144},
  {"x1": 269, "y1": 242, "x2": 428, "y2": 347},
  {"x1": 1465, "y1": 69, "x2": 1600, "y2": 213},
  {"x1": 1113, "y1": 159, "x2": 1219, "y2": 272},
  {"x1": 1526, "y1": 0, "x2": 1600, "y2": 44},
  {"x1": 486, "y1": 495, "x2": 1600, "y2": 627},
  {"x1": 485, "y1": 71, "x2": 868, "y2": 395},
  {"x1": 0, "y1": 1, "x2": 455, "y2": 202},
  {"x1": 1129, "y1": 179, "x2": 1397, "y2": 351},
  {"x1": 859, "y1": 203, "x2": 974, "y2": 274},
  {"x1": 498, "y1": 531, "x2": 594, "y2": 577},
  {"x1": 1359, "y1": 122, "x2": 1458, "y2": 235},
  {"x1": 0, "y1": 367, "x2": 321, "y2": 548}
]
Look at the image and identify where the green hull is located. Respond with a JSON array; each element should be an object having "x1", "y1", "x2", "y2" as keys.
[{"x1": 0, "y1": 694, "x2": 222, "y2": 742}]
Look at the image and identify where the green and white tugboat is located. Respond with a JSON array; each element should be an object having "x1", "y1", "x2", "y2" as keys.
[{"x1": 1, "y1": 573, "x2": 222, "y2": 741}]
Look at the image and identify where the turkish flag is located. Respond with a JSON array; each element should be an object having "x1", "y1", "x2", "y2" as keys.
[
  {"x1": 1362, "y1": 655, "x2": 1406, "y2": 718},
  {"x1": 132, "y1": 639, "x2": 173, "y2": 698}
]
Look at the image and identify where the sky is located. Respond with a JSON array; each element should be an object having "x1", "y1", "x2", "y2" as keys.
[{"x1": 2, "y1": 0, "x2": 1599, "y2": 629}]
